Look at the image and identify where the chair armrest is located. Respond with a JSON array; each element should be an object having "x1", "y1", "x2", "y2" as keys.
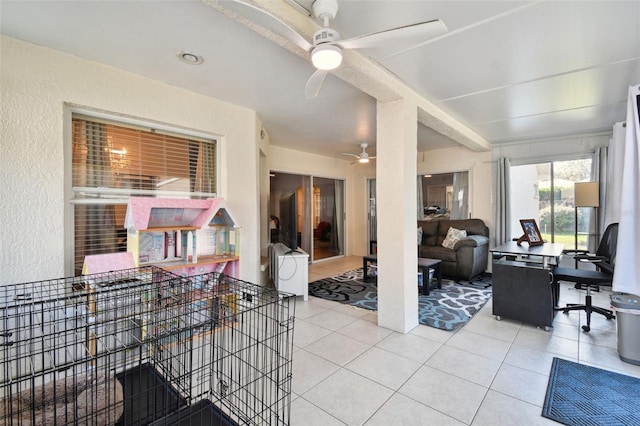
[
  {"x1": 574, "y1": 254, "x2": 609, "y2": 263},
  {"x1": 454, "y1": 235, "x2": 489, "y2": 250},
  {"x1": 562, "y1": 249, "x2": 588, "y2": 256},
  {"x1": 598, "y1": 262, "x2": 614, "y2": 274}
]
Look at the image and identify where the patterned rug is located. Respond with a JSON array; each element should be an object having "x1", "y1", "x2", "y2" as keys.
[
  {"x1": 308, "y1": 268, "x2": 492, "y2": 331},
  {"x1": 542, "y1": 357, "x2": 640, "y2": 425}
]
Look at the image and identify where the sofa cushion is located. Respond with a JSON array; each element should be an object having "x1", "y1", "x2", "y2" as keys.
[
  {"x1": 419, "y1": 245, "x2": 457, "y2": 262},
  {"x1": 418, "y1": 220, "x2": 439, "y2": 245},
  {"x1": 442, "y1": 227, "x2": 467, "y2": 249}
]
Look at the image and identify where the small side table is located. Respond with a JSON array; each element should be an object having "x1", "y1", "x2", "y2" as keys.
[
  {"x1": 362, "y1": 255, "x2": 442, "y2": 296},
  {"x1": 417, "y1": 258, "x2": 442, "y2": 295},
  {"x1": 363, "y1": 254, "x2": 377, "y2": 283}
]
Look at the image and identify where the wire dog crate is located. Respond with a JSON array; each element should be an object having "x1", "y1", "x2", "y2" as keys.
[{"x1": 0, "y1": 267, "x2": 296, "y2": 425}]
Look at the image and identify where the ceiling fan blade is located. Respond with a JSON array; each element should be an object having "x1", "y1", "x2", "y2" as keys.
[
  {"x1": 338, "y1": 19, "x2": 447, "y2": 50},
  {"x1": 341, "y1": 153, "x2": 360, "y2": 158},
  {"x1": 305, "y1": 69, "x2": 328, "y2": 99},
  {"x1": 223, "y1": 0, "x2": 313, "y2": 52}
]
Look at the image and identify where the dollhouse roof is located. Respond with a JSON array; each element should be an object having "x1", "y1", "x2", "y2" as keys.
[
  {"x1": 207, "y1": 198, "x2": 240, "y2": 228},
  {"x1": 124, "y1": 197, "x2": 215, "y2": 230}
]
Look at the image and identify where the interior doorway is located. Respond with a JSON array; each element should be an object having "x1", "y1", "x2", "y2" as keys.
[{"x1": 270, "y1": 172, "x2": 345, "y2": 262}]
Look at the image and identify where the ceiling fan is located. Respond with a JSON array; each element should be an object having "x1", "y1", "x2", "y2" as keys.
[
  {"x1": 342, "y1": 143, "x2": 375, "y2": 164},
  {"x1": 227, "y1": 0, "x2": 447, "y2": 99}
]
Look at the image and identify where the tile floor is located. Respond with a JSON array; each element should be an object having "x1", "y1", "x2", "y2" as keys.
[{"x1": 289, "y1": 256, "x2": 640, "y2": 425}]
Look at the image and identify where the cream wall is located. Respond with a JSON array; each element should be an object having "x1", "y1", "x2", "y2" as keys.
[{"x1": 0, "y1": 36, "x2": 261, "y2": 285}]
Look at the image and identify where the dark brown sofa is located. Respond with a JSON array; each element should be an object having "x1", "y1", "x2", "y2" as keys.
[{"x1": 418, "y1": 218, "x2": 489, "y2": 281}]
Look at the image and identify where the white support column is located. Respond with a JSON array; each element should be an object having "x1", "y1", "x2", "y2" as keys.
[{"x1": 376, "y1": 99, "x2": 418, "y2": 333}]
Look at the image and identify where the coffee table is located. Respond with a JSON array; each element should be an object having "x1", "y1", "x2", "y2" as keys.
[
  {"x1": 362, "y1": 255, "x2": 442, "y2": 295},
  {"x1": 418, "y1": 258, "x2": 442, "y2": 295},
  {"x1": 362, "y1": 254, "x2": 378, "y2": 283}
]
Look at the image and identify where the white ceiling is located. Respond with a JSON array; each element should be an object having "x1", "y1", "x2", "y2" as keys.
[{"x1": 1, "y1": 0, "x2": 638, "y2": 160}]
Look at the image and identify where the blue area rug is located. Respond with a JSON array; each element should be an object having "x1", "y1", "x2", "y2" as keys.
[
  {"x1": 542, "y1": 357, "x2": 640, "y2": 425},
  {"x1": 308, "y1": 268, "x2": 492, "y2": 331}
]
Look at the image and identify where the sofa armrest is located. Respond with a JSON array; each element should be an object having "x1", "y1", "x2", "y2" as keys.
[{"x1": 453, "y1": 235, "x2": 489, "y2": 250}]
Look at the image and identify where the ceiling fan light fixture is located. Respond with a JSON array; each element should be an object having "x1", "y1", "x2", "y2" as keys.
[
  {"x1": 311, "y1": 44, "x2": 342, "y2": 70},
  {"x1": 358, "y1": 157, "x2": 369, "y2": 164}
]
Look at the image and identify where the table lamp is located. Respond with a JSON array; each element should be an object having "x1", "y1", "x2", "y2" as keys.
[{"x1": 574, "y1": 182, "x2": 599, "y2": 253}]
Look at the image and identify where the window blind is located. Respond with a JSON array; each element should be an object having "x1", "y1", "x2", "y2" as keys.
[{"x1": 70, "y1": 115, "x2": 217, "y2": 275}]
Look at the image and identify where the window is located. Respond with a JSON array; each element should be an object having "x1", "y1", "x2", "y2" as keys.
[
  {"x1": 69, "y1": 114, "x2": 217, "y2": 275},
  {"x1": 510, "y1": 158, "x2": 592, "y2": 250},
  {"x1": 418, "y1": 171, "x2": 469, "y2": 219}
]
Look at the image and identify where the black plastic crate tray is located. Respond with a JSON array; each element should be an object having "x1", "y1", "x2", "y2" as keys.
[
  {"x1": 151, "y1": 399, "x2": 236, "y2": 426},
  {"x1": 115, "y1": 363, "x2": 187, "y2": 425}
]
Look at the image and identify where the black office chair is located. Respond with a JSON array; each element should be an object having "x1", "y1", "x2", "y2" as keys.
[{"x1": 553, "y1": 222, "x2": 618, "y2": 332}]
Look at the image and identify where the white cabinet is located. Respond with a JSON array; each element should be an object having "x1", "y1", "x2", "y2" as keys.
[{"x1": 271, "y1": 243, "x2": 309, "y2": 301}]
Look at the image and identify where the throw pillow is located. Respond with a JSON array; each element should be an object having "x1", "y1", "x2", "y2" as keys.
[
  {"x1": 417, "y1": 227, "x2": 423, "y2": 245},
  {"x1": 442, "y1": 227, "x2": 467, "y2": 249}
]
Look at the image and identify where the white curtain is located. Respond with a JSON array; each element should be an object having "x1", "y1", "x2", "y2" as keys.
[
  {"x1": 494, "y1": 157, "x2": 511, "y2": 246},
  {"x1": 301, "y1": 176, "x2": 313, "y2": 255},
  {"x1": 451, "y1": 171, "x2": 469, "y2": 220},
  {"x1": 330, "y1": 180, "x2": 344, "y2": 254},
  {"x1": 605, "y1": 122, "x2": 626, "y2": 230},
  {"x1": 417, "y1": 176, "x2": 425, "y2": 220},
  {"x1": 612, "y1": 85, "x2": 640, "y2": 296},
  {"x1": 588, "y1": 147, "x2": 605, "y2": 252}
]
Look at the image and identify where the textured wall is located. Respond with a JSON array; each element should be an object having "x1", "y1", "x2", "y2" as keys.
[{"x1": 1, "y1": 35, "x2": 260, "y2": 285}]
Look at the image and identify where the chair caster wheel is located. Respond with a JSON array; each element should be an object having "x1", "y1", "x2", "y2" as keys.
[{"x1": 582, "y1": 325, "x2": 590, "y2": 332}]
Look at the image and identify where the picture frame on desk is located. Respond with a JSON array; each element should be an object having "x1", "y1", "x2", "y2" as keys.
[{"x1": 519, "y1": 219, "x2": 544, "y2": 246}]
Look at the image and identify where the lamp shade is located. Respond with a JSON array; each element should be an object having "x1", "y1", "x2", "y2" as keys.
[{"x1": 575, "y1": 182, "x2": 599, "y2": 207}]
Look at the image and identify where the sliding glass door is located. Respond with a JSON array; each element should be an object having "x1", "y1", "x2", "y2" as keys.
[
  {"x1": 510, "y1": 159, "x2": 592, "y2": 250},
  {"x1": 270, "y1": 172, "x2": 345, "y2": 262}
]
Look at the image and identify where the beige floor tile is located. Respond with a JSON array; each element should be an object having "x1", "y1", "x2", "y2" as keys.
[
  {"x1": 295, "y1": 300, "x2": 332, "y2": 320},
  {"x1": 292, "y1": 349, "x2": 341, "y2": 395},
  {"x1": 290, "y1": 397, "x2": 346, "y2": 426},
  {"x1": 375, "y1": 332, "x2": 442, "y2": 363},
  {"x1": 365, "y1": 393, "x2": 465, "y2": 426},
  {"x1": 446, "y1": 330, "x2": 513, "y2": 361},
  {"x1": 305, "y1": 309, "x2": 359, "y2": 331},
  {"x1": 463, "y1": 314, "x2": 522, "y2": 343},
  {"x1": 502, "y1": 343, "x2": 572, "y2": 376},
  {"x1": 578, "y1": 341, "x2": 640, "y2": 378},
  {"x1": 490, "y1": 363, "x2": 550, "y2": 407},
  {"x1": 303, "y1": 369, "x2": 394, "y2": 426},
  {"x1": 345, "y1": 346, "x2": 421, "y2": 390},
  {"x1": 409, "y1": 323, "x2": 455, "y2": 344},
  {"x1": 329, "y1": 303, "x2": 371, "y2": 319},
  {"x1": 304, "y1": 332, "x2": 372, "y2": 366},
  {"x1": 293, "y1": 319, "x2": 333, "y2": 348},
  {"x1": 337, "y1": 318, "x2": 394, "y2": 346},
  {"x1": 513, "y1": 328, "x2": 579, "y2": 359},
  {"x1": 471, "y1": 390, "x2": 558, "y2": 425},
  {"x1": 399, "y1": 365, "x2": 487, "y2": 424},
  {"x1": 426, "y1": 345, "x2": 501, "y2": 387}
]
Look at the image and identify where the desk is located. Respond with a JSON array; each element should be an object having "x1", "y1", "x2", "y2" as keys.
[{"x1": 490, "y1": 242, "x2": 563, "y2": 330}]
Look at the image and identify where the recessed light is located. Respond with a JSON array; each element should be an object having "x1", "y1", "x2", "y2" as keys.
[{"x1": 177, "y1": 51, "x2": 204, "y2": 65}]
